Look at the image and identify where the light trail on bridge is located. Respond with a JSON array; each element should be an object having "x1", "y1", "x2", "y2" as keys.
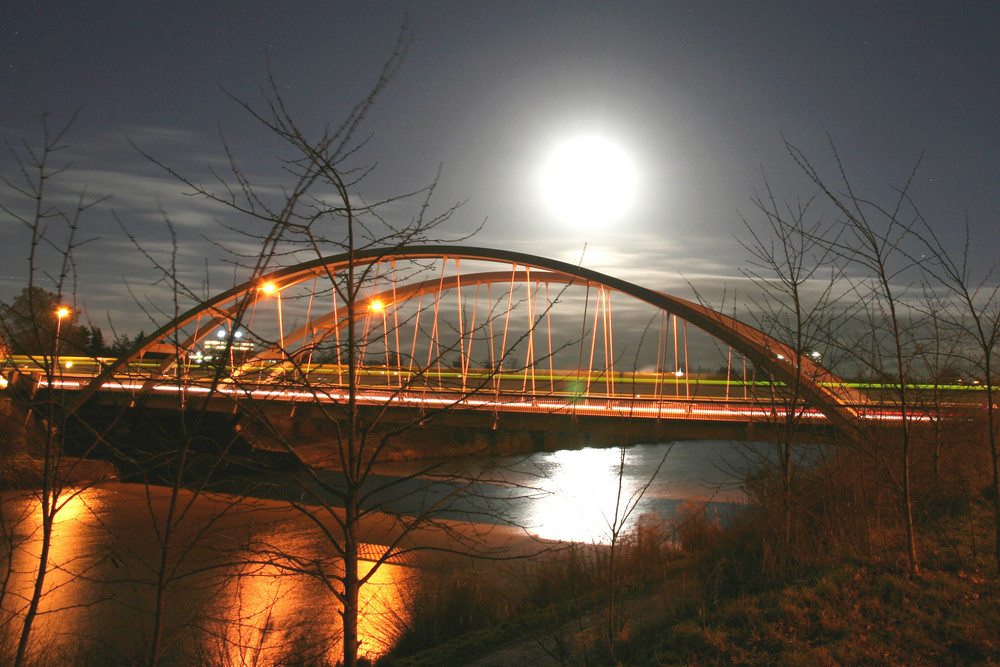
[{"x1": 36, "y1": 372, "x2": 948, "y2": 425}]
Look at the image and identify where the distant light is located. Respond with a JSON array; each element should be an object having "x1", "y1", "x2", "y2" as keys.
[
  {"x1": 369, "y1": 300, "x2": 384, "y2": 312},
  {"x1": 674, "y1": 370, "x2": 684, "y2": 377},
  {"x1": 64, "y1": 361, "x2": 73, "y2": 369},
  {"x1": 776, "y1": 354, "x2": 785, "y2": 360},
  {"x1": 217, "y1": 329, "x2": 226, "y2": 338},
  {"x1": 234, "y1": 330, "x2": 243, "y2": 338},
  {"x1": 261, "y1": 283, "x2": 277, "y2": 295}
]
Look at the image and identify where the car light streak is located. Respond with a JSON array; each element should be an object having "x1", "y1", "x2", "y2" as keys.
[{"x1": 31, "y1": 374, "x2": 950, "y2": 426}]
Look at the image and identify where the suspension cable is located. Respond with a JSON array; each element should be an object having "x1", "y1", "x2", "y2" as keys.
[
  {"x1": 726, "y1": 345, "x2": 733, "y2": 402},
  {"x1": 575, "y1": 282, "x2": 592, "y2": 412},
  {"x1": 467, "y1": 282, "x2": 482, "y2": 392},
  {"x1": 500, "y1": 263, "x2": 516, "y2": 381},
  {"x1": 684, "y1": 320, "x2": 690, "y2": 400},
  {"x1": 603, "y1": 288, "x2": 613, "y2": 396},
  {"x1": 545, "y1": 282, "x2": 554, "y2": 395},
  {"x1": 673, "y1": 314, "x2": 679, "y2": 398},
  {"x1": 456, "y1": 258, "x2": 465, "y2": 390},
  {"x1": 427, "y1": 258, "x2": 448, "y2": 387},
  {"x1": 487, "y1": 283, "x2": 497, "y2": 392},
  {"x1": 524, "y1": 268, "x2": 535, "y2": 394},
  {"x1": 333, "y1": 283, "x2": 343, "y2": 384},
  {"x1": 409, "y1": 293, "x2": 423, "y2": 379},
  {"x1": 587, "y1": 286, "x2": 601, "y2": 397},
  {"x1": 605, "y1": 289, "x2": 615, "y2": 396},
  {"x1": 304, "y1": 276, "x2": 318, "y2": 375},
  {"x1": 656, "y1": 311, "x2": 666, "y2": 414},
  {"x1": 391, "y1": 260, "x2": 401, "y2": 386}
]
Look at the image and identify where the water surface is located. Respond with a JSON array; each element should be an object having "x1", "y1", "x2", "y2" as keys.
[{"x1": 0, "y1": 439, "x2": 770, "y2": 662}]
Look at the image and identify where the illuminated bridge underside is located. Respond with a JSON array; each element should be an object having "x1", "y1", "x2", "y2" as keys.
[{"x1": 78, "y1": 245, "x2": 866, "y2": 432}]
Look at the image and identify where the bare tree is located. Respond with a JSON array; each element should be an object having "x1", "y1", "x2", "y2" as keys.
[
  {"x1": 911, "y1": 285, "x2": 968, "y2": 483},
  {"x1": 0, "y1": 112, "x2": 111, "y2": 665},
  {"x1": 125, "y1": 27, "x2": 559, "y2": 666},
  {"x1": 784, "y1": 136, "x2": 925, "y2": 575},
  {"x1": 919, "y1": 221, "x2": 1000, "y2": 571},
  {"x1": 737, "y1": 178, "x2": 849, "y2": 569}
]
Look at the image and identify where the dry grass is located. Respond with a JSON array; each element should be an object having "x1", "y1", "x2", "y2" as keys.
[{"x1": 383, "y1": 418, "x2": 1000, "y2": 665}]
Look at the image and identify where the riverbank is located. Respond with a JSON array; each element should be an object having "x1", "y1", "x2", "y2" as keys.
[
  {"x1": 384, "y1": 495, "x2": 1000, "y2": 666},
  {"x1": 0, "y1": 455, "x2": 119, "y2": 489},
  {"x1": 0, "y1": 397, "x2": 120, "y2": 489},
  {"x1": 379, "y1": 426, "x2": 1000, "y2": 666}
]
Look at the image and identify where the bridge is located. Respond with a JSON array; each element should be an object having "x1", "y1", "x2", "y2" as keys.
[{"x1": 24, "y1": 245, "x2": 888, "y2": 446}]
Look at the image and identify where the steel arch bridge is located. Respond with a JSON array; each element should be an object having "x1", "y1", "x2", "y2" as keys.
[{"x1": 74, "y1": 245, "x2": 865, "y2": 432}]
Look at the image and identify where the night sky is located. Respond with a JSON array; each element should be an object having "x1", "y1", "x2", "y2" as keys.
[{"x1": 2, "y1": 1, "x2": 998, "y2": 335}]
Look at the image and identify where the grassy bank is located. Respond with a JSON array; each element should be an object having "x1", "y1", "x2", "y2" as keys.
[
  {"x1": 380, "y1": 514, "x2": 999, "y2": 666},
  {"x1": 381, "y1": 425, "x2": 1000, "y2": 666}
]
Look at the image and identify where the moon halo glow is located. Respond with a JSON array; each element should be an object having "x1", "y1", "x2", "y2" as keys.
[{"x1": 538, "y1": 135, "x2": 638, "y2": 228}]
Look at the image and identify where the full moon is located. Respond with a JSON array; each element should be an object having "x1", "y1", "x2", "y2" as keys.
[{"x1": 539, "y1": 135, "x2": 638, "y2": 227}]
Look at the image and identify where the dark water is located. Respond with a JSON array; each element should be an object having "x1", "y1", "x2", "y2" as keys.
[
  {"x1": 0, "y1": 484, "x2": 415, "y2": 664},
  {"x1": 0, "y1": 439, "x2": 767, "y2": 664}
]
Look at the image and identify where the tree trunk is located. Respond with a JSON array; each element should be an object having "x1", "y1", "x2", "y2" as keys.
[
  {"x1": 15, "y1": 497, "x2": 52, "y2": 667},
  {"x1": 342, "y1": 492, "x2": 361, "y2": 667}
]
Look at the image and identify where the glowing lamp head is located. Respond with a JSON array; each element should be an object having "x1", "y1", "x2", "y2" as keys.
[
  {"x1": 261, "y1": 282, "x2": 277, "y2": 295},
  {"x1": 56, "y1": 307, "x2": 70, "y2": 319},
  {"x1": 369, "y1": 300, "x2": 384, "y2": 312}
]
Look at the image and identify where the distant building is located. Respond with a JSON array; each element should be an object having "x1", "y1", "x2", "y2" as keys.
[{"x1": 190, "y1": 328, "x2": 254, "y2": 365}]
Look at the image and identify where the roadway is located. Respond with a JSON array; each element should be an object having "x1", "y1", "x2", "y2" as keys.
[{"x1": 6, "y1": 355, "x2": 989, "y2": 427}]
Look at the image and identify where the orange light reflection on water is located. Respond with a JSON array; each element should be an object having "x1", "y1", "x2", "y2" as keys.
[
  {"x1": 2, "y1": 487, "x2": 111, "y2": 661},
  {"x1": 2, "y1": 485, "x2": 419, "y2": 664},
  {"x1": 208, "y1": 534, "x2": 416, "y2": 665},
  {"x1": 358, "y1": 556, "x2": 415, "y2": 660}
]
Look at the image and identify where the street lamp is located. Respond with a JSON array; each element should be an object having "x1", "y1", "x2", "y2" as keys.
[
  {"x1": 368, "y1": 300, "x2": 391, "y2": 379},
  {"x1": 261, "y1": 283, "x2": 284, "y2": 351},
  {"x1": 55, "y1": 307, "x2": 69, "y2": 376}
]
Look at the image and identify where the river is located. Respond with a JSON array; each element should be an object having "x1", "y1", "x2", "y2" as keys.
[
  {"x1": 365, "y1": 439, "x2": 755, "y2": 543},
  {"x1": 0, "y1": 439, "x2": 768, "y2": 664}
]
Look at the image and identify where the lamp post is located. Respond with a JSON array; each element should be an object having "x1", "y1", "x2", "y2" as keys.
[
  {"x1": 262, "y1": 283, "x2": 284, "y2": 351},
  {"x1": 55, "y1": 307, "x2": 69, "y2": 377}
]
